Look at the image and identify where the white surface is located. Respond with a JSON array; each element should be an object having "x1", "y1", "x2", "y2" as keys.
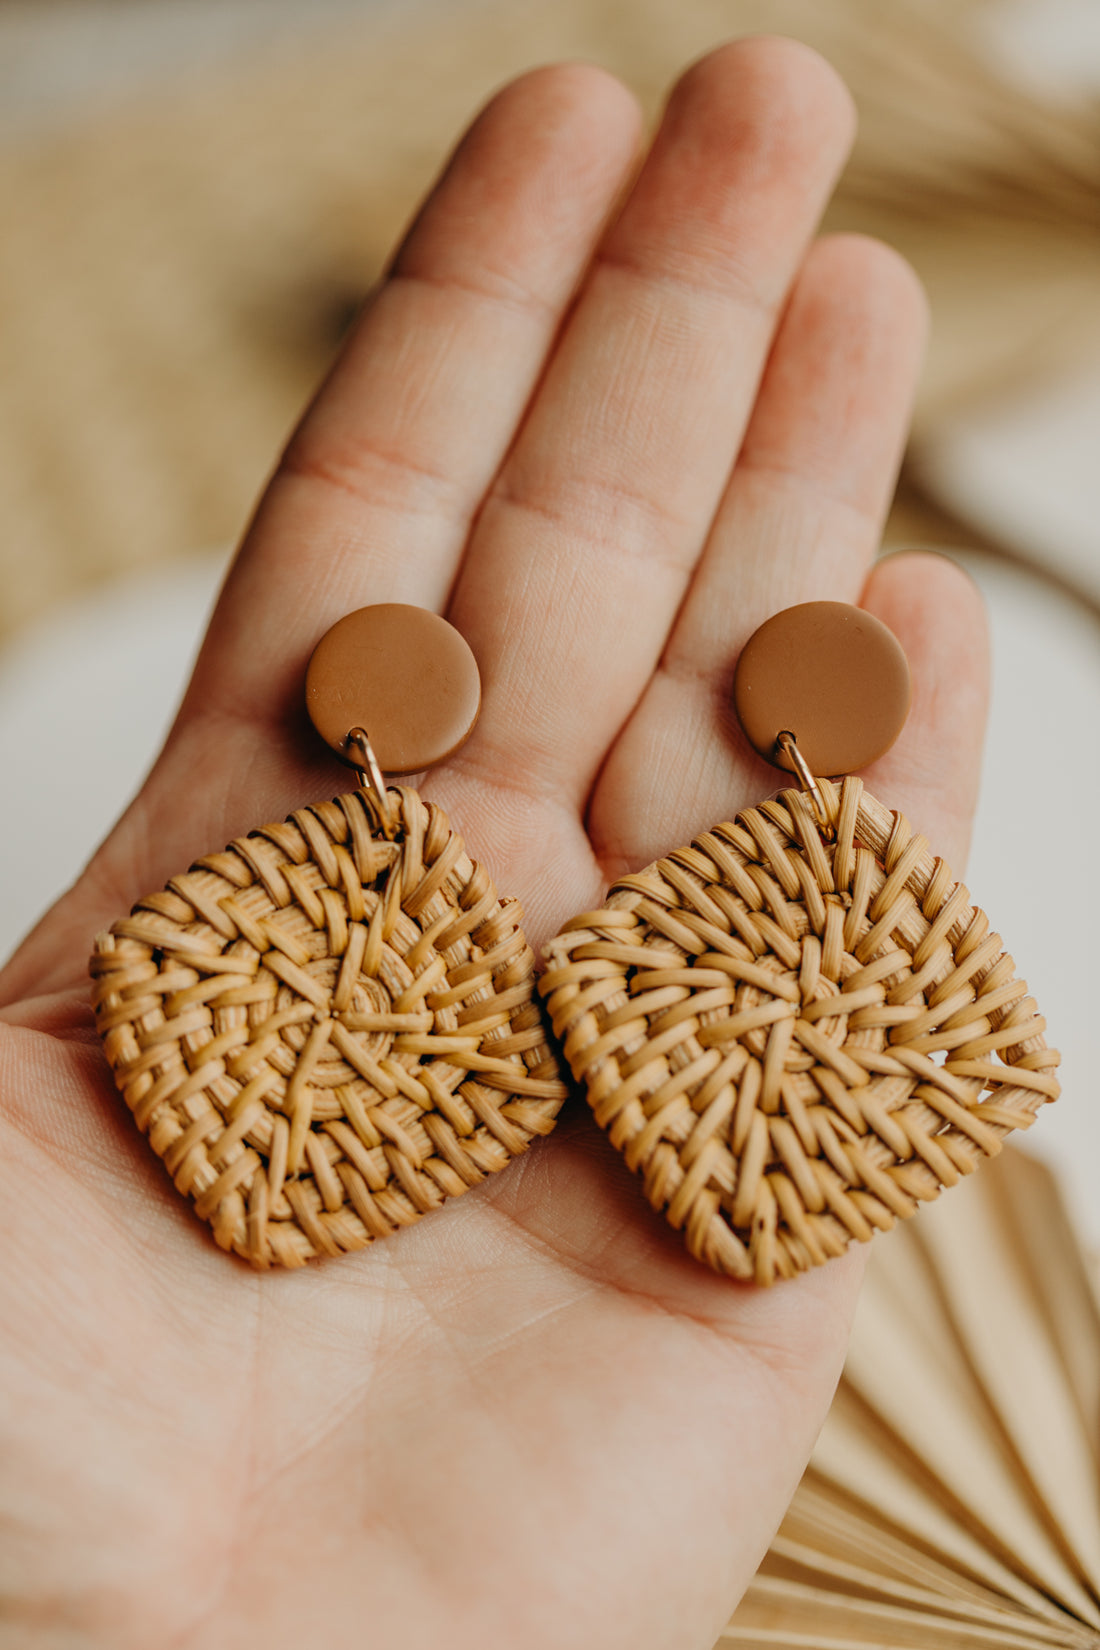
[
  {"x1": 0, "y1": 548, "x2": 1097, "y2": 1239},
  {"x1": 0, "y1": 549, "x2": 227, "y2": 944},
  {"x1": 985, "y1": 0, "x2": 1100, "y2": 99},
  {"x1": 919, "y1": 366, "x2": 1100, "y2": 608},
  {"x1": 0, "y1": 0, "x2": 401, "y2": 139},
  {"x1": 952, "y1": 552, "x2": 1100, "y2": 1249}
]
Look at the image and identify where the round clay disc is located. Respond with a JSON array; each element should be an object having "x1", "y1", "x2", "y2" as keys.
[
  {"x1": 732, "y1": 601, "x2": 911, "y2": 777},
  {"x1": 305, "y1": 604, "x2": 481, "y2": 774}
]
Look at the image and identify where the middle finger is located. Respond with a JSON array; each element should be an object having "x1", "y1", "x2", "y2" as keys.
[{"x1": 447, "y1": 39, "x2": 855, "y2": 811}]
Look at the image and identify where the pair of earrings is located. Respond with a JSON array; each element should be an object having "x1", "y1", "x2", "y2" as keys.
[{"x1": 90, "y1": 601, "x2": 1059, "y2": 1282}]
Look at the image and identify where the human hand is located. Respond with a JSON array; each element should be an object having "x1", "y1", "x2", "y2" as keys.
[{"x1": 0, "y1": 39, "x2": 987, "y2": 1650}]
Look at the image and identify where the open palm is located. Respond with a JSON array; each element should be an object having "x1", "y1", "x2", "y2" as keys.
[{"x1": 0, "y1": 40, "x2": 988, "y2": 1650}]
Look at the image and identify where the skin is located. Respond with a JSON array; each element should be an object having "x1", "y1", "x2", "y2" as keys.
[{"x1": 0, "y1": 39, "x2": 988, "y2": 1650}]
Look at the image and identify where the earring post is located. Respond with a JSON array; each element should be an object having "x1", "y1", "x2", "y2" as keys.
[
  {"x1": 775, "y1": 731, "x2": 832, "y2": 837},
  {"x1": 346, "y1": 727, "x2": 397, "y2": 838}
]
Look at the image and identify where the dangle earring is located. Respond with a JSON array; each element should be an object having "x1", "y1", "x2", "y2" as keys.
[
  {"x1": 90, "y1": 605, "x2": 566, "y2": 1268},
  {"x1": 541, "y1": 602, "x2": 1060, "y2": 1286}
]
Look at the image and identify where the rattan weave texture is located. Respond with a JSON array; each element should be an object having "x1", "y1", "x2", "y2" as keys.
[
  {"x1": 90, "y1": 786, "x2": 566, "y2": 1267},
  {"x1": 541, "y1": 778, "x2": 1060, "y2": 1285}
]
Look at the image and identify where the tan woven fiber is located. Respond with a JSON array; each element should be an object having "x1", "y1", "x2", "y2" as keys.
[
  {"x1": 540, "y1": 778, "x2": 1060, "y2": 1286},
  {"x1": 90, "y1": 785, "x2": 566, "y2": 1268}
]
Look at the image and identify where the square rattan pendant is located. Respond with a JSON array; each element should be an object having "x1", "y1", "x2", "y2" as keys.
[
  {"x1": 89, "y1": 606, "x2": 567, "y2": 1267},
  {"x1": 540, "y1": 604, "x2": 1061, "y2": 1285},
  {"x1": 90, "y1": 785, "x2": 566, "y2": 1267},
  {"x1": 541, "y1": 778, "x2": 1060, "y2": 1286}
]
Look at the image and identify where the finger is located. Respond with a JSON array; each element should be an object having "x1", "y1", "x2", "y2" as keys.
[
  {"x1": 0, "y1": 67, "x2": 642, "y2": 1006},
  {"x1": 445, "y1": 39, "x2": 856, "y2": 814},
  {"x1": 188, "y1": 63, "x2": 643, "y2": 732},
  {"x1": 591, "y1": 233, "x2": 929, "y2": 870},
  {"x1": 860, "y1": 550, "x2": 990, "y2": 872}
]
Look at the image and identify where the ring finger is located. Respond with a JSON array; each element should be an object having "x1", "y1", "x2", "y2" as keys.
[{"x1": 590, "y1": 231, "x2": 930, "y2": 871}]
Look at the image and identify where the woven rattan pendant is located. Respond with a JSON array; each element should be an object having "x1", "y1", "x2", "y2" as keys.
[
  {"x1": 90, "y1": 605, "x2": 566, "y2": 1268},
  {"x1": 540, "y1": 602, "x2": 1060, "y2": 1286}
]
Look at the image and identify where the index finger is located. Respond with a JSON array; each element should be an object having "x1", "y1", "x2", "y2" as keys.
[
  {"x1": 190, "y1": 64, "x2": 643, "y2": 733},
  {"x1": 0, "y1": 66, "x2": 642, "y2": 1004}
]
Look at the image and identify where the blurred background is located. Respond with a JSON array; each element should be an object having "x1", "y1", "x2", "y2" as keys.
[{"x1": 0, "y1": 0, "x2": 1096, "y2": 1225}]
